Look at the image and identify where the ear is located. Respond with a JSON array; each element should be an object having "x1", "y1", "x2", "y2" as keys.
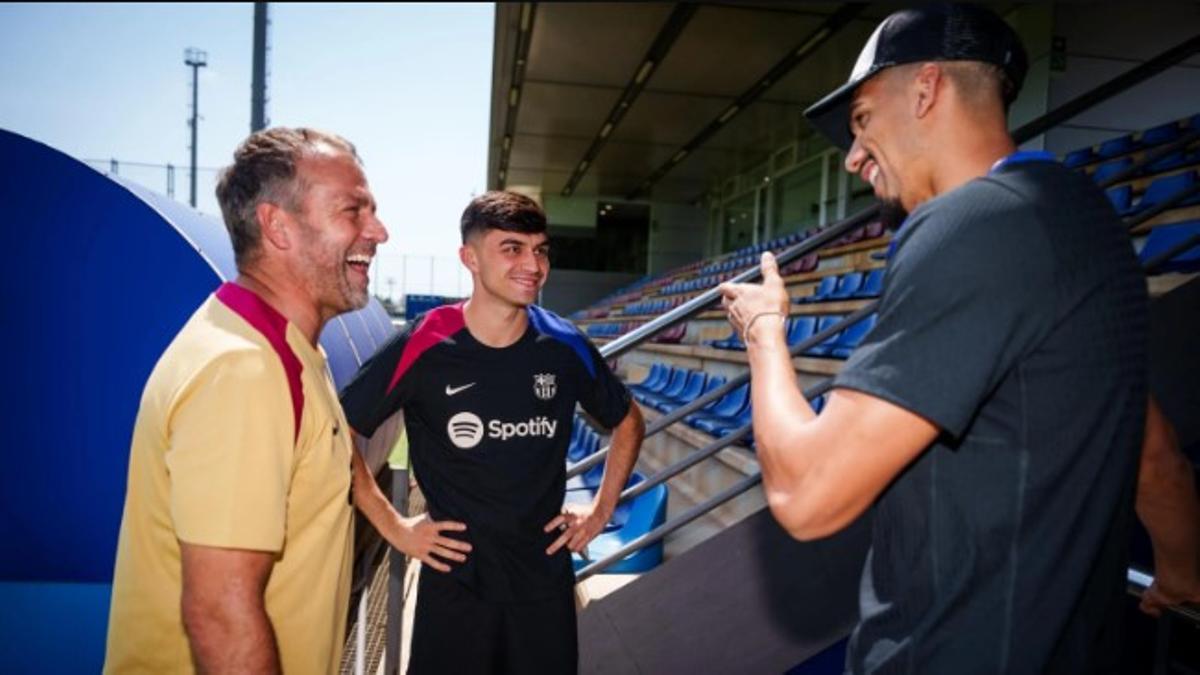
[
  {"x1": 255, "y1": 202, "x2": 292, "y2": 252},
  {"x1": 459, "y1": 243, "x2": 479, "y2": 275},
  {"x1": 912, "y1": 62, "x2": 942, "y2": 119}
]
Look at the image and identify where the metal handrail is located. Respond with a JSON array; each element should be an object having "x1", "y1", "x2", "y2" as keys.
[
  {"x1": 1127, "y1": 568, "x2": 1200, "y2": 623},
  {"x1": 618, "y1": 379, "x2": 833, "y2": 507},
  {"x1": 597, "y1": 207, "x2": 880, "y2": 360},
  {"x1": 568, "y1": 303, "x2": 876, "y2": 479},
  {"x1": 577, "y1": 472, "x2": 764, "y2": 582}
]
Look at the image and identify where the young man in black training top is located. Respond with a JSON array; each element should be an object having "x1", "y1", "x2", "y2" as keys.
[
  {"x1": 721, "y1": 3, "x2": 1147, "y2": 673},
  {"x1": 341, "y1": 190, "x2": 644, "y2": 673}
]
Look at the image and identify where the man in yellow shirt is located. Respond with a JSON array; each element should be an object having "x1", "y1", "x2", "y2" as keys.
[{"x1": 103, "y1": 128, "x2": 463, "y2": 673}]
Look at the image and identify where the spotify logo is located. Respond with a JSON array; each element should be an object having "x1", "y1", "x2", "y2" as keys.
[{"x1": 447, "y1": 412, "x2": 484, "y2": 449}]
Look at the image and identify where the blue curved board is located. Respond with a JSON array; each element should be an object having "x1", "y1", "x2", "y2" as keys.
[{"x1": 0, "y1": 129, "x2": 395, "y2": 673}]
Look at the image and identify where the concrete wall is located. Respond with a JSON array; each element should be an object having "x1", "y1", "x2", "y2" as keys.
[
  {"x1": 540, "y1": 268, "x2": 641, "y2": 316},
  {"x1": 649, "y1": 202, "x2": 708, "y2": 274},
  {"x1": 1042, "y1": 2, "x2": 1200, "y2": 154}
]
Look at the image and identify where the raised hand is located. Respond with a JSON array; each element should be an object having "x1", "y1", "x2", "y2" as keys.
[{"x1": 718, "y1": 251, "x2": 791, "y2": 343}]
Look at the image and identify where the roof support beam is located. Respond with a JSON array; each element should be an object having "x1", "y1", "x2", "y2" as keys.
[
  {"x1": 626, "y1": 3, "x2": 863, "y2": 200},
  {"x1": 497, "y1": 2, "x2": 537, "y2": 190},
  {"x1": 560, "y1": 4, "x2": 698, "y2": 196}
]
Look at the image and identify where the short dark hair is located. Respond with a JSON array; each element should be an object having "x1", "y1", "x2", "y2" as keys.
[
  {"x1": 460, "y1": 190, "x2": 547, "y2": 243},
  {"x1": 215, "y1": 127, "x2": 359, "y2": 269}
]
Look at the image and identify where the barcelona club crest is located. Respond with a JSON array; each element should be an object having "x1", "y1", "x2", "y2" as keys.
[{"x1": 533, "y1": 373, "x2": 557, "y2": 400}]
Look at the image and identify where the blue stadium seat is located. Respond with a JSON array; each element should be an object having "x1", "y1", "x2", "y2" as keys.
[
  {"x1": 665, "y1": 375, "x2": 728, "y2": 416},
  {"x1": 1093, "y1": 158, "x2": 1133, "y2": 184},
  {"x1": 630, "y1": 363, "x2": 668, "y2": 395},
  {"x1": 1063, "y1": 147, "x2": 1095, "y2": 169},
  {"x1": 831, "y1": 314, "x2": 878, "y2": 359},
  {"x1": 568, "y1": 429, "x2": 601, "y2": 464},
  {"x1": 696, "y1": 403, "x2": 752, "y2": 437},
  {"x1": 650, "y1": 370, "x2": 707, "y2": 412},
  {"x1": 786, "y1": 316, "x2": 817, "y2": 347},
  {"x1": 828, "y1": 271, "x2": 864, "y2": 300},
  {"x1": 1145, "y1": 150, "x2": 1192, "y2": 173},
  {"x1": 1140, "y1": 219, "x2": 1200, "y2": 273},
  {"x1": 633, "y1": 366, "x2": 682, "y2": 403},
  {"x1": 1097, "y1": 134, "x2": 1136, "y2": 159},
  {"x1": 1141, "y1": 121, "x2": 1181, "y2": 147},
  {"x1": 810, "y1": 394, "x2": 827, "y2": 414},
  {"x1": 639, "y1": 368, "x2": 691, "y2": 407},
  {"x1": 1106, "y1": 185, "x2": 1134, "y2": 215},
  {"x1": 567, "y1": 472, "x2": 668, "y2": 574},
  {"x1": 804, "y1": 315, "x2": 844, "y2": 356},
  {"x1": 854, "y1": 268, "x2": 885, "y2": 298},
  {"x1": 686, "y1": 382, "x2": 750, "y2": 430},
  {"x1": 798, "y1": 275, "x2": 838, "y2": 303},
  {"x1": 1132, "y1": 171, "x2": 1200, "y2": 213}
]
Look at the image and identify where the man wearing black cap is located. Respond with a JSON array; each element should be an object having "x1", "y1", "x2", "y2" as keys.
[{"x1": 720, "y1": 3, "x2": 1147, "y2": 673}]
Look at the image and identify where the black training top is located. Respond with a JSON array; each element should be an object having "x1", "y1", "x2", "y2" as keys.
[
  {"x1": 834, "y1": 157, "x2": 1147, "y2": 674},
  {"x1": 340, "y1": 303, "x2": 631, "y2": 602}
]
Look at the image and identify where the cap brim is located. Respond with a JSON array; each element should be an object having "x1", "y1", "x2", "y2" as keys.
[{"x1": 803, "y1": 77, "x2": 861, "y2": 151}]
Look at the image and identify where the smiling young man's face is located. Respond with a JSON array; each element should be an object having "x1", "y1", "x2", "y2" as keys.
[
  {"x1": 842, "y1": 66, "x2": 920, "y2": 229},
  {"x1": 461, "y1": 228, "x2": 550, "y2": 308}
]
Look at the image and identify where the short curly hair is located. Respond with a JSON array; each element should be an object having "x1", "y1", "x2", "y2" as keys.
[
  {"x1": 215, "y1": 127, "x2": 359, "y2": 269},
  {"x1": 460, "y1": 191, "x2": 546, "y2": 243}
]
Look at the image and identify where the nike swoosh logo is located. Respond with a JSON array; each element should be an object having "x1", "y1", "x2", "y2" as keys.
[{"x1": 445, "y1": 383, "x2": 476, "y2": 396}]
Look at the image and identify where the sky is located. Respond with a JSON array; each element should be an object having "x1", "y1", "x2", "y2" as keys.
[{"x1": 0, "y1": 2, "x2": 493, "y2": 300}]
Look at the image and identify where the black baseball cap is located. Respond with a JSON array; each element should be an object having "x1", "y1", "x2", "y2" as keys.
[{"x1": 804, "y1": 2, "x2": 1028, "y2": 149}]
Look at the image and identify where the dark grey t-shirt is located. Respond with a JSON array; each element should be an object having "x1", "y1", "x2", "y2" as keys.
[{"x1": 835, "y1": 159, "x2": 1147, "y2": 674}]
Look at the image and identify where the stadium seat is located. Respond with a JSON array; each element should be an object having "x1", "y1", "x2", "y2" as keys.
[
  {"x1": 1063, "y1": 147, "x2": 1095, "y2": 169},
  {"x1": 786, "y1": 316, "x2": 817, "y2": 347},
  {"x1": 798, "y1": 275, "x2": 838, "y2": 303},
  {"x1": 831, "y1": 314, "x2": 878, "y2": 359},
  {"x1": 650, "y1": 370, "x2": 707, "y2": 412},
  {"x1": 855, "y1": 268, "x2": 885, "y2": 298},
  {"x1": 659, "y1": 374, "x2": 727, "y2": 415},
  {"x1": 652, "y1": 322, "x2": 687, "y2": 344},
  {"x1": 1097, "y1": 134, "x2": 1136, "y2": 159},
  {"x1": 1106, "y1": 185, "x2": 1134, "y2": 215},
  {"x1": 633, "y1": 366, "x2": 683, "y2": 403},
  {"x1": 695, "y1": 403, "x2": 752, "y2": 437},
  {"x1": 828, "y1": 271, "x2": 864, "y2": 300},
  {"x1": 1141, "y1": 121, "x2": 1181, "y2": 147},
  {"x1": 567, "y1": 472, "x2": 667, "y2": 574},
  {"x1": 810, "y1": 394, "x2": 827, "y2": 414},
  {"x1": 639, "y1": 368, "x2": 693, "y2": 407},
  {"x1": 1139, "y1": 219, "x2": 1200, "y2": 273},
  {"x1": 1092, "y1": 157, "x2": 1133, "y2": 184},
  {"x1": 1132, "y1": 171, "x2": 1200, "y2": 213},
  {"x1": 804, "y1": 315, "x2": 844, "y2": 356},
  {"x1": 686, "y1": 382, "x2": 750, "y2": 430},
  {"x1": 629, "y1": 363, "x2": 668, "y2": 395},
  {"x1": 1145, "y1": 150, "x2": 1192, "y2": 173}
]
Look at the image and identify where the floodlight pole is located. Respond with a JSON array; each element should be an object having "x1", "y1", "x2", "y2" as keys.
[{"x1": 185, "y1": 47, "x2": 208, "y2": 208}]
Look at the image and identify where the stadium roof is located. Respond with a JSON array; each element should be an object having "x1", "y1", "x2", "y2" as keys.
[{"x1": 488, "y1": 2, "x2": 914, "y2": 204}]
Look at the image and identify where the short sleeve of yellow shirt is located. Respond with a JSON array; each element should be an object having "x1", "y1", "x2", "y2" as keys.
[{"x1": 165, "y1": 348, "x2": 295, "y2": 552}]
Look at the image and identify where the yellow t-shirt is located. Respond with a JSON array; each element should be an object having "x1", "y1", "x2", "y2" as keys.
[{"x1": 105, "y1": 285, "x2": 354, "y2": 675}]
